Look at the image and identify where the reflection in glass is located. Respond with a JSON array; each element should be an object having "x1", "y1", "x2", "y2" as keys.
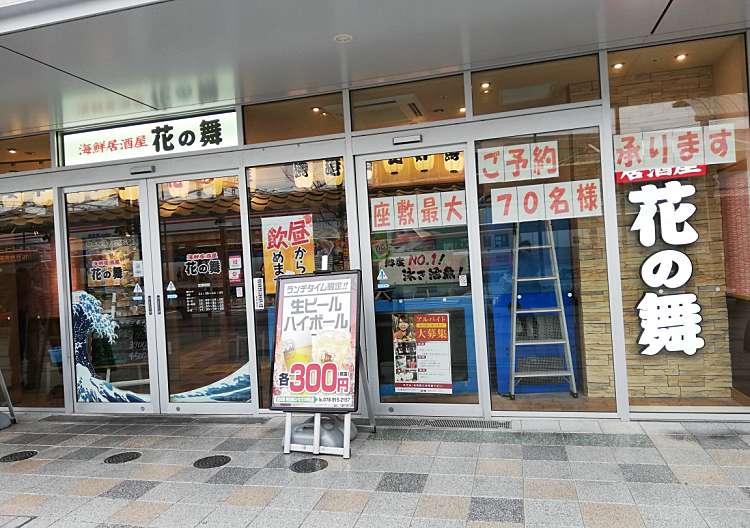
[
  {"x1": 0, "y1": 190, "x2": 62, "y2": 407},
  {"x1": 476, "y1": 128, "x2": 616, "y2": 412},
  {"x1": 157, "y1": 177, "x2": 251, "y2": 403},
  {"x1": 247, "y1": 158, "x2": 350, "y2": 408},
  {"x1": 367, "y1": 151, "x2": 478, "y2": 404},
  {"x1": 0, "y1": 134, "x2": 52, "y2": 175},
  {"x1": 66, "y1": 186, "x2": 151, "y2": 402}
]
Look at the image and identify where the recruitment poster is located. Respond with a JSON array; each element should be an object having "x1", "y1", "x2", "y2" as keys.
[
  {"x1": 261, "y1": 214, "x2": 315, "y2": 294},
  {"x1": 270, "y1": 271, "x2": 360, "y2": 412},
  {"x1": 393, "y1": 313, "x2": 453, "y2": 394}
]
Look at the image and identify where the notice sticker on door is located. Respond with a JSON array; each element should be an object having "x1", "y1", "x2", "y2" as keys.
[
  {"x1": 229, "y1": 255, "x2": 242, "y2": 270},
  {"x1": 166, "y1": 281, "x2": 176, "y2": 292},
  {"x1": 236, "y1": 286, "x2": 244, "y2": 298},
  {"x1": 132, "y1": 260, "x2": 144, "y2": 277},
  {"x1": 253, "y1": 278, "x2": 264, "y2": 310}
]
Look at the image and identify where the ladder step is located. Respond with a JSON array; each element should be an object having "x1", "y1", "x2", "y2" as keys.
[
  {"x1": 517, "y1": 244, "x2": 552, "y2": 250},
  {"x1": 515, "y1": 339, "x2": 566, "y2": 346},
  {"x1": 514, "y1": 370, "x2": 572, "y2": 378},
  {"x1": 517, "y1": 308, "x2": 562, "y2": 314},
  {"x1": 517, "y1": 276, "x2": 557, "y2": 282}
]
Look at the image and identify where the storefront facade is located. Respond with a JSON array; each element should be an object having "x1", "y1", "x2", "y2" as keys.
[{"x1": 1, "y1": 31, "x2": 749, "y2": 420}]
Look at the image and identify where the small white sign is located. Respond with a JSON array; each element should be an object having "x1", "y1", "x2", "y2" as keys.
[
  {"x1": 440, "y1": 191, "x2": 467, "y2": 226},
  {"x1": 671, "y1": 127, "x2": 705, "y2": 166},
  {"x1": 133, "y1": 283, "x2": 143, "y2": 294},
  {"x1": 132, "y1": 260, "x2": 143, "y2": 277},
  {"x1": 543, "y1": 181, "x2": 573, "y2": 220},
  {"x1": 572, "y1": 179, "x2": 603, "y2": 218},
  {"x1": 228, "y1": 255, "x2": 242, "y2": 270},
  {"x1": 253, "y1": 277, "x2": 265, "y2": 310},
  {"x1": 490, "y1": 187, "x2": 519, "y2": 224},
  {"x1": 393, "y1": 194, "x2": 418, "y2": 230},
  {"x1": 477, "y1": 146, "x2": 505, "y2": 184},
  {"x1": 531, "y1": 141, "x2": 560, "y2": 179},
  {"x1": 417, "y1": 193, "x2": 444, "y2": 228},
  {"x1": 517, "y1": 184, "x2": 545, "y2": 222},
  {"x1": 166, "y1": 281, "x2": 176, "y2": 292},
  {"x1": 377, "y1": 269, "x2": 388, "y2": 281},
  {"x1": 236, "y1": 286, "x2": 244, "y2": 298},
  {"x1": 370, "y1": 196, "x2": 395, "y2": 231},
  {"x1": 504, "y1": 144, "x2": 532, "y2": 182}
]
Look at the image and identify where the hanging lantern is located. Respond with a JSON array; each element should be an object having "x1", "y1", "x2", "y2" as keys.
[
  {"x1": 90, "y1": 189, "x2": 113, "y2": 202},
  {"x1": 66, "y1": 191, "x2": 87, "y2": 205},
  {"x1": 118, "y1": 186, "x2": 139, "y2": 202},
  {"x1": 1, "y1": 192, "x2": 24, "y2": 209},
  {"x1": 444, "y1": 151, "x2": 464, "y2": 173},
  {"x1": 166, "y1": 180, "x2": 191, "y2": 199},
  {"x1": 383, "y1": 158, "x2": 404, "y2": 176},
  {"x1": 366, "y1": 161, "x2": 373, "y2": 181},
  {"x1": 200, "y1": 178, "x2": 224, "y2": 198},
  {"x1": 293, "y1": 161, "x2": 313, "y2": 188},
  {"x1": 413, "y1": 154, "x2": 434, "y2": 173},
  {"x1": 324, "y1": 158, "x2": 343, "y2": 186},
  {"x1": 26, "y1": 190, "x2": 53, "y2": 207}
]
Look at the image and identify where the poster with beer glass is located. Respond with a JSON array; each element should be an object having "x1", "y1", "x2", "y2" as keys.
[{"x1": 270, "y1": 271, "x2": 361, "y2": 413}]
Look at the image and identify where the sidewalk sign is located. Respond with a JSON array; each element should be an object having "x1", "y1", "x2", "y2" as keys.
[{"x1": 271, "y1": 268, "x2": 375, "y2": 458}]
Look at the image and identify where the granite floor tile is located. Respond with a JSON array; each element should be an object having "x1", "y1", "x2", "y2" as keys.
[
  {"x1": 375, "y1": 472, "x2": 427, "y2": 493},
  {"x1": 626, "y1": 483, "x2": 692, "y2": 507},
  {"x1": 353, "y1": 514, "x2": 408, "y2": 528},
  {"x1": 212, "y1": 438, "x2": 257, "y2": 452},
  {"x1": 467, "y1": 497, "x2": 524, "y2": 523},
  {"x1": 580, "y1": 503, "x2": 644, "y2": 528},
  {"x1": 329, "y1": 472, "x2": 382, "y2": 491},
  {"x1": 708, "y1": 449, "x2": 750, "y2": 467},
  {"x1": 100, "y1": 479, "x2": 158, "y2": 500},
  {"x1": 437, "y1": 442, "x2": 480, "y2": 457},
  {"x1": 206, "y1": 466, "x2": 258, "y2": 485},
  {"x1": 314, "y1": 490, "x2": 370, "y2": 513},
  {"x1": 179, "y1": 483, "x2": 237, "y2": 506},
  {"x1": 685, "y1": 485, "x2": 750, "y2": 509},
  {"x1": 478, "y1": 443, "x2": 522, "y2": 459},
  {"x1": 570, "y1": 462, "x2": 624, "y2": 482},
  {"x1": 522, "y1": 432, "x2": 566, "y2": 446},
  {"x1": 430, "y1": 456, "x2": 475, "y2": 475},
  {"x1": 442, "y1": 430, "x2": 485, "y2": 443},
  {"x1": 247, "y1": 468, "x2": 294, "y2": 487},
  {"x1": 300, "y1": 511, "x2": 358, "y2": 528},
  {"x1": 150, "y1": 503, "x2": 215, "y2": 527},
  {"x1": 138, "y1": 482, "x2": 195, "y2": 503},
  {"x1": 648, "y1": 435, "x2": 700, "y2": 449},
  {"x1": 523, "y1": 445, "x2": 567, "y2": 461},
  {"x1": 565, "y1": 446, "x2": 615, "y2": 463},
  {"x1": 127, "y1": 464, "x2": 182, "y2": 482},
  {"x1": 404, "y1": 430, "x2": 445, "y2": 442},
  {"x1": 397, "y1": 441, "x2": 439, "y2": 456},
  {"x1": 700, "y1": 507, "x2": 750, "y2": 528},
  {"x1": 195, "y1": 505, "x2": 261, "y2": 528},
  {"x1": 362, "y1": 492, "x2": 420, "y2": 517},
  {"x1": 225, "y1": 486, "x2": 280, "y2": 508},
  {"x1": 681, "y1": 423, "x2": 733, "y2": 436},
  {"x1": 638, "y1": 505, "x2": 708, "y2": 528},
  {"x1": 68, "y1": 478, "x2": 121, "y2": 497},
  {"x1": 620, "y1": 464, "x2": 676, "y2": 483},
  {"x1": 409, "y1": 518, "x2": 465, "y2": 528},
  {"x1": 640, "y1": 422, "x2": 688, "y2": 435},
  {"x1": 59, "y1": 447, "x2": 111, "y2": 461},
  {"x1": 725, "y1": 467, "x2": 750, "y2": 486},
  {"x1": 267, "y1": 487, "x2": 325, "y2": 510},
  {"x1": 106, "y1": 500, "x2": 169, "y2": 526},
  {"x1": 658, "y1": 447, "x2": 714, "y2": 466},
  {"x1": 523, "y1": 460, "x2": 571, "y2": 479},
  {"x1": 694, "y1": 435, "x2": 749, "y2": 450},
  {"x1": 61, "y1": 497, "x2": 129, "y2": 524},
  {"x1": 524, "y1": 499, "x2": 583, "y2": 527},
  {"x1": 413, "y1": 494, "x2": 470, "y2": 520},
  {"x1": 670, "y1": 465, "x2": 732, "y2": 485},
  {"x1": 613, "y1": 448, "x2": 665, "y2": 465},
  {"x1": 558, "y1": 420, "x2": 602, "y2": 433},
  {"x1": 574, "y1": 480, "x2": 633, "y2": 504},
  {"x1": 423, "y1": 474, "x2": 474, "y2": 496},
  {"x1": 524, "y1": 479, "x2": 577, "y2": 501},
  {"x1": 472, "y1": 476, "x2": 523, "y2": 498},
  {"x1": 246, "y1": 505, "x2": 307, "y2": 526},
  {"x1": 475, "y1": 458, "x2": 522, "y2": 477}
]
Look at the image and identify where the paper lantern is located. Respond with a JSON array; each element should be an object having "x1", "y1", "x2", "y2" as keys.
[
  {"x1": 383, "y1": 158, "x2": 404, "y2": 176},
  {"x1": 118, "y1": 186, "x2": 139, "y2": 202},
  {"x1": 324, "y1": 158, "x2": 343, "y2": 186},
  {"x1": 413, "y1": 154, "x2": 434, "y2": 173},
  {"x1": 366, "y1": 161, "x2": 373, "y2": 181},
  {"x1": 293, "y1": 162, "x2": 314, "y2": 188},
  {"x1": 200, "y1": 177, "x2": 224, "y2": 198},
  {"x1": 443, "y1": 152, "x2": 463, "y2": 173},
  {"x1": 27, "y1": 190, "x2": 53, "y2": 207},
  {"x1": 1, "y1": 193, "x2": 23, "y2": 209},
  {"x1": 90, "y1": 189, "x2": 113, "y2": 202},
  {"x1": 166, "y1": 180, "x2": 191, "y2": 199},
  {"x1": 65, "y1": 191, "x2": 87, "y2": 204}
]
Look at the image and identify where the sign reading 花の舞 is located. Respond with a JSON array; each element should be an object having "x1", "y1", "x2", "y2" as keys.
[
  {"x1": 270, "y1": 271, "x2": 361, "y2": 413},
  {"x1": 62, "y1": 111, "x2": 238, "y2": 166},
  {"x1": 261, "y1": 214, "x2": 315, "y2": 294},
  {"x1": 628, "y1": 180, "x2": 704, "y2": 356}
]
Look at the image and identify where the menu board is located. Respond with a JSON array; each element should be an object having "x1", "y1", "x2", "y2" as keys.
[
  {"x1": 393, "y1": 313, "x2": 453, "y2": 394},
  {"x1": 270, "y1": 271, "x2": 360, "y2": 413}
]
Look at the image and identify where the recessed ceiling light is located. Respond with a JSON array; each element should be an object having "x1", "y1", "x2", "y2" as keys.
[
  {"x1": 480, "y1": 82, "x2": 491, "y2": 90},
  {"x1": 311, "y1": 107, "x2": 321, "y2": 113},
  {"x1": 612, "y1": 63, "x2": 624, "y2": 70},
  {"x1": 7, "y1": 148, "x2": 16, "y2": 154},
  {"x1": 482, "y1": 89, "x2": 490, "y2": 94},
  {"x1": 334, "y1": 33, "x2": 353, "y2": 43},
  {"x1": 459, "y1": 107, "x2": 466, "y2": 113},
  {"x1": 321, "y1": 112, "x2": 328, "y2": 116},
  {"x1": 675, "y1": 53, "x2": 688, "y2": 62}
]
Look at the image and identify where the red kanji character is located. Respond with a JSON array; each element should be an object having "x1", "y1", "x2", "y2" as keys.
[
  {"x1": 93, "y1": 141, "x2": 106, "y2": 153},
  {"x1": 107, "y1": 140, "x2": 118, "y2": 152},
  {"x1": 577, "y1": 182, "x2": 598, "y2": 212},
  {"x1": 532, "y1": 145, "x2": 557, "y2": 177},
  {"x1": 421, "y1": 197, "x2": 439, "y2": 223},
  {"x1": 505, "y1": 147, "x2": 529, "y2": 178},
  {"x1": 615, "y1": 135, "x2": 642, "y2": 169},
  {"x1": 481, "y1": 150, "x2": 501, "y2": 180},
  {"x1": 676, "y1": 130, "x2": 700, "y2": 162},
  {"x1": 134, "y1": 135, "x2": 147, "y2": 148},
  {"x1": 266, "y1": 226, "x2": 289, "y2": 250},
  {"x1": 80, "y1": 144, "x2": 92, "y2": 155},
  {"x1": 547, "y1": 186, "x2": 570, "y2": 215},
  {"x1": 396, "y1": 198, "x2": 415, "y2": 226},
  {"x1": 708, "y1": 128, "x2": 732, "y2": 159},
  {"x1": 373, "y1": 203, "x2": 392, "y2": 229},
  {"x1": 647, "y1": 132, "x2": 670, "y2": 165},
  {"x1": 121, "y1": 137, "x2": 133, "y2": 150},
  {"x1": 443, "y1": 195, "x2": 463, "y2": 222},
  {"x1": 288, "y1": 219, "x2": 311, "y2": 245}
]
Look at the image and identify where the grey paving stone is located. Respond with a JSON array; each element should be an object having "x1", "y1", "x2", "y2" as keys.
[
  {"x1": 570, "y1": 462, "x2": 624, "y2": 481},
  {"x1": 627, "y1": 483, "x2": 692, "y2": 507},
  {"x1": 150, "y1": 503, "x2": 214, "y2": 527},
  {"x1": 694, "y1": 435, "x2": 749, "y2": 450},
  {"x1": 523, "y1": 460, "x2": 571, "y2": 479},
  {"x1": 100, "y1": 479, "x2": 158, "y2": 500},
  {"x1": 641, "y1": 422, "x2": 689, "y2": 435},
  {"x1": 523, "y1": 445, "x2": 567, "y2": 461},
  {"x1": 357, "y1": 441, "x2": 401, "y2": 456},
  {"x1": 375, "y1": 472, "x2": 427, "y2": 493},
  {"x1": 681, "y1": 423, "x2": 733, "y2": 436},
  {"x1": 700, "y1": 507, "x2": 750, "y2": 528},
  {"x1": 575, "y1": 480, "x2": 633, "y2": 504},
  {"x1": 139, "y1": 482, "x2": 196, "y2": 503},
  {"x1": 436, "y1": 441, "x2": 479, "y2": 457},
  {"x1": 524, "y1": 499, "x2": 582, "y2": 527},
  {"x1": 561, "y1": 433, "x2": 612, "y2": 447},
  {"x1": 467, "y1": 497, "x2": 524, "y2": 523},
  {"x1": 724, "y1": 467, "x2": 750, "y2": 486},
  {"x1": 408, "y1": 518, "x2": 464, "y2": 528},
  {"x1": 658, "y1": 447, "x2": 715, "y2": 466},
  {"x1": 638, "y1": 505, "x2": 708, "y2": 528},
  {"x1": 480, "y1": 431, "x2": 522, "y2": 444},
  {"x1": 212, "y1": 438, "x2": 257, "y2": 452},
  {"x1": 268, "y1": 486, "x2": 326, "y2": 510},
  {"x1": 649, "y1": 435, "x2": 700, "y2": 449},
  {"x1": 194, "y1": 505, "x2": 261, "y2": 528},
  {"x1": 247, "y1": 468, "x2": 294, "y2": 487},
  {"x1": 423, "y1": 474, "x2": 474, "y2": 496},
  {"x1": 522, "y1": 432, "x2": 565, "y2": 446},
  {"x1": 620, "y1": 464, "x2": 676, "y2": 483},
  {"x1": 206, "y1": 466, "x2": 259, "y2": 485},
  {"x1": 362, "y1": 492, "x2": 420, "y2": 516},
  {"x1": 329, "y1": 472, "x2": 382, "y2": 491},
  {"x1": 559, "y1": 419, "x2": 603, "y2": 433},
  {"x1": 404, "y1": 430, "x2": 445, "y2": 442},
  {"x1": 61, "y1": 497, "x2": 129, "y2": 524},
  {"x1": 686, "y1": 485, "x2": 750, "y2": 509},
  {"x1": 59, "y1": 447, "x2": 110, "y2": 461},
  {"x1": 565, "y1": 446, "x2": 615, "y2": 463},
  {"x1": 471, "y1": 476, "x2": 523, "y2": 498},
  {"x1": 180, "y1": 483, "x2": 236, "y2": 505},
  {"x1": 441, "y1": 430, "x2": 484, "y2": 443},
  {"x1": 430, "y1": 456, "x2": 476, "y2": 475},
  {"x1": 613, "y1": 447, "x2": 665, "y2": 465},
  {"x1": 478, "y1": 443, "x2": 522, "y2": 459},
  {"x1": 369, "y1": 429, "x2": 409, "y2": 441},
  {"x1": 353, "y1": 514, "x2": 408, "y2": 528},
  {"x1": 301, "y1": 511, "x2": 358, "y2": 528}
]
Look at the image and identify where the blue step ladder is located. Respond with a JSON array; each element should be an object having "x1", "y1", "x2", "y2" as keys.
[{"x1": 509, "y1": 220, "x2": 578, "y2": 400}]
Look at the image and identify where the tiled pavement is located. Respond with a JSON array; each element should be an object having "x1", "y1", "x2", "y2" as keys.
[{"x1": 1, "y1": 415, "x2": 750, "y2": 527}]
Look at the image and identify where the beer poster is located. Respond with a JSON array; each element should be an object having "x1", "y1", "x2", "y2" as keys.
[
  {"x1": 261, "y1": 214, "x2": 315, "y2": 294},
  {"x1": 393, "y1": 313, "x2": 453, "y2": 394},
  {"x1": 270, "y1": 271, "x2": 360, "y2": 412}
]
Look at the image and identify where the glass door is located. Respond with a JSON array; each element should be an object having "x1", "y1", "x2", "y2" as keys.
[
  {"x1": 357, "y1": 146, "x2": 482, "y2": 416},
  {"x1": 65, "y1": 181, "x2": 160, "y2": 411},
  {"x1": 148, "y1": 173, "x2": 255, "y2": 413}
]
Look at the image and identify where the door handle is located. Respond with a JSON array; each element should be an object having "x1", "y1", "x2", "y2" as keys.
[
  {"x1": 147, "y1": 295, "x2": 153, "y2": 315},
  {"x1": 156, "y1": 294, "x2": 162, "y2": 315}
]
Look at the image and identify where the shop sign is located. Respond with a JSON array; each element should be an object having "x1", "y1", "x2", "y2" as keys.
[
  {"x1": 393, "y1": 313, "x2": 452, "y2": 394},
  {"x1": 615, "y1": 165, "x2": 707, "y2": 185},
  {"x1": 490, "y1": 179, "x2": 602, "y2": 224},
  {"x1": 378, "y1": 250, "x2": 468, "y2": 285},
  {"x1": 184, "y1": 252, "x2": 222, "y2": 276},
  {"x1": 477, "y1": 140, "x2": 559, "y2": 184},
  {"x1": 613, "y1": 123, "x2": 736, "y2": 174},
  {"x1": 271, "y1": 271, "x2": 360, "y2": 412},
  {"x1": 261, "y1": 214, "x2": 315, "y2": 294},
  {"x1": 90, "y1": 258, "x2": 123, "y2": 283},
  {"x1": 370, "y1": 191, "x2": 466, "y2": 232},
  {"x1": 628, "y1": 180, "x2": 704, "y2": 356},
  {"x1": 62, "y1": 111, "x2": 238, "y2": 166}
]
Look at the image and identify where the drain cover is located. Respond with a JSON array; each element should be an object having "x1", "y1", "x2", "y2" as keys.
[
  {"x1": 290, "y1": 458, "x2": 328, "y2": 473},
  {"x1": 193, "y1": 455, "x2": 231, "y2": 469},
  {"x1": 104, "y1": 451, "x2": 141, "y2": 464},
  {"x1": 0, "y1": 450, "x2": 37, "y2": 463}
]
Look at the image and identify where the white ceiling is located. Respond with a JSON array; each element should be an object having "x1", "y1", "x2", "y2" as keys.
[{"x1": 0, "y1": 0, "x2": 749, "y2": 136}]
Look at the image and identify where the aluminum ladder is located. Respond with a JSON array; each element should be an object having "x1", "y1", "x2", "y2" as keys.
[
  {"x1": 509, "y1": 220, "x2": 577, "y2": 399},
  {"x1": 0, "y1": 366, "x2": 16, "y2": 428}
]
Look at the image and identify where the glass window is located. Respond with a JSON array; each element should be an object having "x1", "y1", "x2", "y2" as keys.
[
  {"x1": 475, "y1": 128, "x2": 615, "y2": 411},
  {"x1": 609, "y1": 34, "x2": 750, "y2": 409},
  {"x1": 472, "y1": 55, "x2": 600, "y2": 116},
  {"x1": 0, "y1": 190, "x2": 62, "y2": 407},
  {"x1": 0, "y1": 134, "x2": 52, "y2": 174},
  {"x1": 247, "y1": 157, "x2": 349, "y2": 408},
  {"x1": 351, "y1": 76, "x2": 465, "y2": 131},
  {"x1": 243, "y1": 94, "x2": 344, "y2": 144},
  {"x1": 366, "y1": 151, "x2": 478, "y2": 405}
]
